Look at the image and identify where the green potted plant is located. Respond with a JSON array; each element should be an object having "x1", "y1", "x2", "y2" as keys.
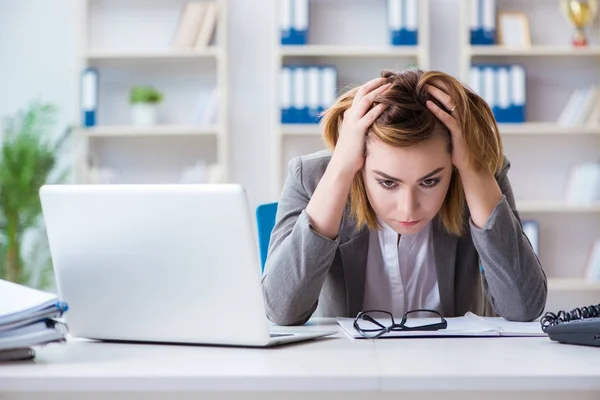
[
  {"x1": 130, "y1": 86, "x2": 163, "y2": 126},
  {"x1": 0, "y1": 102, "x2": 71, "y2": 288}
]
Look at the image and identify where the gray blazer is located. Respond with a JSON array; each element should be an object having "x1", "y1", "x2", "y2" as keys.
[{"x1": 261, "y1": 150, "x2": 547, "y2": 326}]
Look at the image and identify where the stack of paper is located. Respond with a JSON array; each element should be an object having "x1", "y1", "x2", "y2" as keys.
[
  {"x1": 0, "y1": 279, "x2": 69, "y2": 361},
  {"x1": 337, "y1": 312, "x2": 545, "y2": 339}
]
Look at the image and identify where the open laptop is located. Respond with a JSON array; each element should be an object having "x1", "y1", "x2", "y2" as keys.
[{"x1": 39, "y1": 184, "x2": 336, "y2": 347}]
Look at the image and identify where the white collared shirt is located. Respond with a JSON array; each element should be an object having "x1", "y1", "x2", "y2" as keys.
[{"x1": 362, "y1": 219, "x2": 441, "y2": 318}]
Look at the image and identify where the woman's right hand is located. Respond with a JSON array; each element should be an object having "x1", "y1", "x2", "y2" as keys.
[{"x1": 330, "y1": 78, "x2": 390, "y2": 176}]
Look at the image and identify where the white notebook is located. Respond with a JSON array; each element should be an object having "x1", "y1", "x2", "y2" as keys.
[
  {"x1": 0, "y1": 279, "x2": 67, "y2": 329},
  {"x1": 337, "y1": 312, "x2": 544, "y2": 339}
]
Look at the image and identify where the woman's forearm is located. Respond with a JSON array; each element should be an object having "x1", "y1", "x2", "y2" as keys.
[{"x1": 305, "y1": 156, "x2": 355, "y2": 239}]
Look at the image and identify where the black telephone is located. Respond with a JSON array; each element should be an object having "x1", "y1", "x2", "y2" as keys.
[{"x1": 540, "y1": 303, "x2": 600, "y2": 347}]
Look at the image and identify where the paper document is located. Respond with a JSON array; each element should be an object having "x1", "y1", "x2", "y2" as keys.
[
  {"x1": 0, "y1": 320, "x2": 67, "y2": 351},
  {"x1": 0, "y1": 279, "x2": 64, "y2": 326},
  {"x1": 337, "y1": 312, "x2": 545, "y2": 339}
]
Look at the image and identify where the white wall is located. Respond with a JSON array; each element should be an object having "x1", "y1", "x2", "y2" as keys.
[{"x1": 0, "y1": 0, "x2": 76, "y2": 140}]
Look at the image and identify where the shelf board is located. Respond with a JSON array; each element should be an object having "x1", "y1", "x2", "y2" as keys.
[
  {"x1": 517, "y1": 202, "x2": 600, "y2": 213},
  {"x1": 279, "y1": 45, "x2": 420, "y2": 57},
  {"x1": 85, "y1": 48, "x2": 221, "y2": 61},
  {"x1": 548, "y1": 278, "x2": 600, "y2": 291},
  {"x1": 499, "y1": 123, "x2": 600, "y2": 135},
  {"x1": 280, "y1": 123, "x2": 600, "y2": 136},
  {"x1": 281, "y1": 124, "x2": 322, "y2": 135},
  {"x1": 79, "y1": 125, "x2": 221, "y2": 137},
  {"x1": 468, "y1": 45, "x2": 600, "y2": 57}
]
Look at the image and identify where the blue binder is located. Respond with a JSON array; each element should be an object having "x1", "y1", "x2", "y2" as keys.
[
  {"x1": 320, "y1": 66, "x2": 337, "y2": 121},
  {"x1": 81, "y1": 68, "x2": 98, "y2": 127},
  {"x1": 306, "y1": 67, "x2": 321, "y2": 124},
  {"x1": 292, "y1": 66, "x2": 308, "y2": 123},
  {"x1": 280, "y1": 67, "x2": 293, "y2": 124},
  {"x1": 494, "y1": 66, "x2": 511, "y2": 123},
  {"x1": 389, "y1": 0, "x2": 418, "y2": 46},
  {"x1": 280, "y1": 0, "x2": 294, "y2": 45},
  {"x1": 470, "y1": 0, "x2": 496, "y2": 45},
  {"x1": 509, "y1": 65, "x2": 526, "y2": 123},
  {"x1": 281, "y1": 0, "x2": 309, "y2": 45},
  {"x1": 401, "y1": 0, "x2": 418, "y2": 45}
]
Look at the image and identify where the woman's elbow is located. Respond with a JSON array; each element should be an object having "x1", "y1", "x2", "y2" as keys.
[
  {"x1": 261, "y1": 280, "x2": 310, "y2": 326},
  {"x1": 264, "y1": 295, "x2": 310, "y2": 326},
  {"x1": 266, "y1": 310, "x2": 310, "y2": 326},
  {"x1": 501, "y1": 283, "x2": 547, "y2": 322}
]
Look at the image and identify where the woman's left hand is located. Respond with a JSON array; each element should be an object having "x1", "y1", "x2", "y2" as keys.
[
  {"x1": 425, "y1": 83, "x2": 503, "y2": 229},
  {"x1": 425, "y1": 84, "x2": 471, "y2": 172}
]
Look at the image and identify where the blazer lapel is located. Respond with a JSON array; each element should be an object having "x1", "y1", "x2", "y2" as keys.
[
  {"x1": 432, "y1": 217, "x2": 457, "y2": 317},
  {"x1": 339, "y1": 211, "x2": 369, "y2": 318}
]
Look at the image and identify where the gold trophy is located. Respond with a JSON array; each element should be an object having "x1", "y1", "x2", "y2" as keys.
[{"x1": 560, "y1": 0, "x2": 598, "y2": 46}]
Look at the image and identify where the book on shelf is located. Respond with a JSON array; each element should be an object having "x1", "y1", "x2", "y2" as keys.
[
  {"x1": 194, "y1": 1, "x2": 218, "y2": 50},
  {"x1": 469, "y1": 64, "x2": 526, "y2": 123},
  {"x1": 585, "y1": 238, "x2": 600, "y2": 281},
  {"x1": 280, "y1": 0, "x2": 309, "y2": 45},
  {"x1": 280, "y1": 65, "x2": 337, "y2": 124},
  {"x1": 557, "y1": 85, "x2": 600, "y2": 126},
  {"x1": 190, "y1": 87, "x2": 219, "y2": 126},
  {"x1": 469, "y1": 0, "x2": 496, "y2": 45},
  {"x1": 564, "y1": 162, "x2": 600, "y2": 205},
  {"x1": 180, "y1": 161, "x2": 222, "y2": 184},
  {"x1": 0, "y1": 279, "x2": 69, "y2": 362},
  {"x1": 87, "y1": 165, "x2": 123, "y2": 184},
  {"x1": 172, "y1": 1, "x2": 219, "y2": 50},
  {"x1": 387, "y1": 0, "x2": 419, "y2": 46},
  {"x1": 80, "y1": 68, "x2": 98, "y2": 128}
]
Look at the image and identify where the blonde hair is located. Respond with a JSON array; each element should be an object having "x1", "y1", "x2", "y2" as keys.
[{"x1": 320, "y1": 69, "x2": 503, "y2": 236}]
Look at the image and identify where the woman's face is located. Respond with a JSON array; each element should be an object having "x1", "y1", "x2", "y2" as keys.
[{"x1": 363, "y1": 135, "x2": 453, "y2": 235}]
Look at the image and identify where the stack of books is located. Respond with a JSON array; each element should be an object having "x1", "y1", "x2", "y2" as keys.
[
  {"x1": 0, "y1": 279, "x2": 68, "y2": 362},
  {"x1": 171, "y1": 1, "x2": 219, "y2": 50},
  {"x1": 557, "y1": 85, "x2": 600, "y2": 126}
]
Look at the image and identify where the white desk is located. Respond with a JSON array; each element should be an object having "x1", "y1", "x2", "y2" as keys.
[{"x1": 1, "y1": 319, "x2": 600, "y2": 400}]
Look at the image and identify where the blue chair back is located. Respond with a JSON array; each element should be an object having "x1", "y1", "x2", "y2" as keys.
[{"x1": 256, "y1": 202, "x2": 278, "y2": 272}]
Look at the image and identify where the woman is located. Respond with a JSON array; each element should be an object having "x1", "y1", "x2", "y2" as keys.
[{"x1": 262, "y1": 69, "x2": 547, "y2": 326}]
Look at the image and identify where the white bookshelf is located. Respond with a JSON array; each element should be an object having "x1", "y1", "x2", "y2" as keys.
[
  {"x1": 458, "y1": 1, "x2": 600, "y2": 294},
  {"x1": 279, "y1": 45, "x2": 422, "y2": 57},
  {"x1": 466, "y1": 45, "x2": 600, "y2": 58},
  {"x1": 546, "y1": 278, "x2": 600, "y2": 313},
  {"x1": 499, "y1": 123, "x2": 600, "y2": 135},
  {"x1": 272, "y1": 0, "x2": 431, "y2": 198},
  {"x1": 516, "y1": 202, "x2": 600, "y2": 213},
  {"x1": 74, "y1": 0, "x2": 229, "y2": 184},
  {"x1": 80, "y1": 125, "x2": 222, "y2": 138},
  {"x1": 85, "y1": 49, "x2": 223, "y2": 61},
  {"x1": 281, "y1": 122, "x2": 600, "y2": 137},
  {"x1": 548, "y1": 278, "x2": 600, "y2": 291}
]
